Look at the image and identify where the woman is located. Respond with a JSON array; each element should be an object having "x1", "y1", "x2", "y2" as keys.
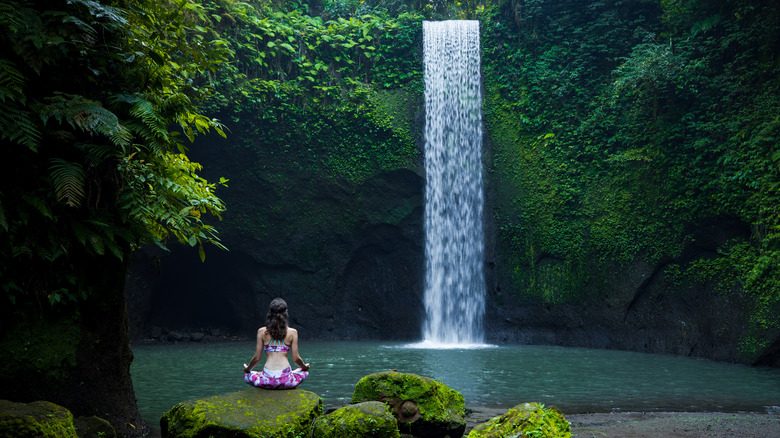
[{"x1": 243, "y1": 298, "x2": 310, "y2": 389}]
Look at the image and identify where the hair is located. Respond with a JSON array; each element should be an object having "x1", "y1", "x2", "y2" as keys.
[{"x1": 265, "y1": 298, "x2": 288, "y2": 340}]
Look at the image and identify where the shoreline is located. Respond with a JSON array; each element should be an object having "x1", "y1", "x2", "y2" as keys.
[
  {"x1": 142, "y1": 408, "x2": 780, "y2": 438},
  {"x1": 466, "y1": 407, "x2": 780, "y2": 437}
]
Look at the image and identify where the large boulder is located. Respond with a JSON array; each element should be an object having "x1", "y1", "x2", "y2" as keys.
[
  {"x1": 352, "y1": 371, "x2": 465, "y2": 438},
  {"x1": 73, "y1": 415, "x2": 117, "y2": 438},
  {"x1": 160, "y1": 388, "x2": 322, "y2": 438},
  {"x1": 467, "y1": 403, "x2": 570, "y2": 438},
  {"x1": 0, "y1": 400, "x2": 79, "y2": 438},
  {"x1": 312, "y1": 401, "x2": 399, "y2": 438}
]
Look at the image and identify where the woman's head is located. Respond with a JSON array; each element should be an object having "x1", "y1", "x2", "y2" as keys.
[{"x1": 265, "y1": 298, "x2": 288, "y2": 340}]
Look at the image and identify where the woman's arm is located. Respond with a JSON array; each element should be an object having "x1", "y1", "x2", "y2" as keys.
[
  {"x1": 243, "y1": 327, "x2": 265, "y2": 373},
  {"x1": 288, "y1": 328, "x2": 310, "y2": 372}
]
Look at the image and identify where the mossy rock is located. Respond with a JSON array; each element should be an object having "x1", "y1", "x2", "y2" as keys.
[
  {"x1": 160, "y1": 388, "x2": 323, "y2": 438},
  {"x1": 467, "y1": 403, "x2": 571, "y2": 438},
  {"x1": 352, "y1": 371, "x2": 465, "y2": 438},
  {"x1": 312, "y1": 401, "x2": 399, "y2": 438},
  {"x1": 0, "y1": 399, "x2": 79, "y2": 438},
  {"x1": 74, "y1": 415, "x2": 117, "y2": 438}
]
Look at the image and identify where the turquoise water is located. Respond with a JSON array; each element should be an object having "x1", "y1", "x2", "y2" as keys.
[{"x1": 131, "y1": 341, "x2": 780, "y2": 430}]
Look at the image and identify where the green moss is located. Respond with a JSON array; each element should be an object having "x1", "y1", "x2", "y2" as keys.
[
  {"x1": 312, "y1": 401, "x2": 399, "y2": 438},
  {"x1": 467, "y1": 403, "x2": 571, "y2": 438},
  {"x1": 161, "y1": 388, "x2": 323, "y2": 438},
  {"x1": 351, "y1": 371, "x2": 465, "y2": 427},
  {"x1": 0, "y1": 400, "x2": 79, "y2": 438},
  {"x1": 0, "y1": 314, "x2": 79, "y2": 385}
]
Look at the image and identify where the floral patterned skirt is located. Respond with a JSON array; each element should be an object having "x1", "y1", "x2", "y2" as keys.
[{"x1": 244, "y1": 367, "x2": 308, "y2": 389}]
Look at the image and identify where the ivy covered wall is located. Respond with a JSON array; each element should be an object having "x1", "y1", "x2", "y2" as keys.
[{"x1": 480, "y1": 0, "x2": 779, "y2": 364}]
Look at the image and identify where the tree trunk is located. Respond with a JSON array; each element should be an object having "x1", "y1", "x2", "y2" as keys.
[{"x1": 0, "y1": 254, "x2": 148, "y2": 437}]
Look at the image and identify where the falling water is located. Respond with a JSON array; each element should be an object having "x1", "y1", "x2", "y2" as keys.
[{"x1": 422, "y1": 20, "x2": 485, "y2": 345}]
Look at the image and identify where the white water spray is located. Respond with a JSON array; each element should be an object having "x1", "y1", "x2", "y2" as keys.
[{"x1": 422, "y1": 20, "x2": 485, "y2": 345}]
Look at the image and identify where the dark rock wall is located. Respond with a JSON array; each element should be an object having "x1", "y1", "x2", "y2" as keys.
[
  {"x1": 124, "y1": 120, "x2": 775, "y2": 365},
  {"x1": 126, "y1": 118, "x2": 425, "y2": 341}
]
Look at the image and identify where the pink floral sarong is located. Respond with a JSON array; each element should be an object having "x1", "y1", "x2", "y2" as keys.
[{"x1": 244, "y1": 367, "x2": 308, "y2": 389}]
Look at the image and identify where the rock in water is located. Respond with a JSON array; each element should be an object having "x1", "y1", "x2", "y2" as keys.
[
  {"x1": 312, "y1": 401, "x2": 399, "y2": 438},
  {"x1": 352, "y1": 371, "x2": 466, "y2": 438},
  {"x1": 467, "y1": 403, "x2": 570, "y2": 438},
  {"x1": 0, "y1": 400, "x2": 79, "y2": 438},
  {"x1": 160, "y1": 388, "x2": 322, "y2": 438}
]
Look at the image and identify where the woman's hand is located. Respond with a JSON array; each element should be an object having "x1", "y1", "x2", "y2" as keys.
[
  {"x1": 243, "y1": 363, "x2": 251, "y2": 373},
  {"x1": 301, "y1": 363, "x2": 310, "y2": 372}
]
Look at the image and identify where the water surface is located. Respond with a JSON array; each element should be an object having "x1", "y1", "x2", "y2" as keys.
[{"x1": 132, "y1": 341, "x2": 780, "y2": 429}]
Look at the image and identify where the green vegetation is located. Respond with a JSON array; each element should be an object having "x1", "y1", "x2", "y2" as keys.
[
  {"x1": 1, "y1": 0, "x2": 779, "y2": 432},
  {"x1": 352, "y1": 370, "x2": 466, "y2": 433},
  {"x1": 0, "y1": 400, "x2": 80, "y2": 438},
  {"x1": 311, "y1": 402, "x2": 400, "y2": 438},
  {"x1": 160, "y1": 388, "x2": 323, "y2": 438},
  {"x1": 0, "y1": 0, "x2": 232, "y2": 433},
  {"x1": 480, "y1": 0, "x2": 780, "y2": 359},
  {"x1": 467, "y1": 402, "x2": 571, "y2": 438},
  {"x1": 203, "y1": 0, "x2": 424, "y2": 184},
  {"x1": 0, "y1": 0, "x2": 229, "y2": 308}
]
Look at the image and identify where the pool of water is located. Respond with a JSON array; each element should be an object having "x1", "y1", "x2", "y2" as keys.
[{"x1": 131, "y1": 341, "x2": 780, "y2": 430}]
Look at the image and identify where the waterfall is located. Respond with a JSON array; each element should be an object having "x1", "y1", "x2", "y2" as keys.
[{"x1": 422, "y1": 20, "x2": 485, "y2": 345}]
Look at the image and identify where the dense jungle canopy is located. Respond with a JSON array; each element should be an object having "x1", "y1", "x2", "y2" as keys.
[{"x1": 0, "y1": 0, "x2": 778, "y2": 435}]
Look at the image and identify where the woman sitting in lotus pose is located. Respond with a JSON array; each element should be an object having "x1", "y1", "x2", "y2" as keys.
[{"x1": 243, "y1": 298, "x2": 310, "y2": 389}]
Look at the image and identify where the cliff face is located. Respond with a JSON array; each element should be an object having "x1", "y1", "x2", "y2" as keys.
[
  {"x1": 125, "y1": 116, "x2": 771, "y2": 365},
  {"x1": 126, "y1": 1, "x2": 780, "y2": 366},
  {"x1": 484, "y1": 215, "x2": 756, "y2": 362},
  {"x1": 127, "y1": 112, "x2": 426, "y2": 341}
]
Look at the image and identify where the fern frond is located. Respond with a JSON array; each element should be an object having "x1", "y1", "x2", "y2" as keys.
[
  {"x1": 0, "y1": 59, "x2": 26, "y2": 103},
  {"x1": 0, "y1": 1, "x2": 40, "y2": 35},
  {"x1": 12, "y1": 245, "x2": 33, "y2": 258},
  {"x1": 61, "y1": 15, "x2": 97, "y2": 45},
  {"x1": 21, "y1": 193, "x2": 53, "y2": 219},
  {"x1": 128, "y1": 96, "x2": 170, "y2": 143},
  {"x1": 87, "y1": 234, "x2": 105, "y2": 255},
  {"x1": 0, "y1": 102, "x2": 40, "y2": 151},
  {"x1": 67, "y1": 0, "x2": 128, "y2": 27},
  {"x1": 35, "y1": 93, "x2": 131, "y2": 147},
  {"x1": 49, "y1": 158, "x2": 86, "y2": 208},
  {"x1": 71, "y1": 221, "x2": 91, "y2": 245},
  {"x1": 78, "y1": 142, "x2": 119, "y2": 161}
]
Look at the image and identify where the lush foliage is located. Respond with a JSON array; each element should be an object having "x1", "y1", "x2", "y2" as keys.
[
  {"x1": 201, "y1": 0, "x2": 425, "y2": 184},
  {"x1": 481, "y1": 0, "x2": 780, "y2": 357},
  {"x1": 0, "y1": 0, "x2": 230, "y2": 306}
]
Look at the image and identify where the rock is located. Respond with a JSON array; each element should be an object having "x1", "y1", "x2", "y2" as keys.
[
  {"x1": 466, "y1": 403, "x2": 571, "y2": 438},
  {"x1": 160, "y1": 388, "x2": 322, "y2": 438},
  {"x1": 74, "y1": 415, "x2": 117, "y2": 438},
  {"x1": 0, "y1": 399, "x2": 79, "y2": 438},
  {"x1": 352, "y1": 371, "x2": 466, "y2": 438},
  {"x1": 312, "y1": 401, "x2": 399, "y2": 438},
  {"x1": 191, "y1": 332, "x2": 205, "y2": 342},
  {"x1": 168, "y1": 331, "x2": 189, "y2": 342},
  {"x1": 150, "y1": 326, "x2": 163, "y2": 339}
]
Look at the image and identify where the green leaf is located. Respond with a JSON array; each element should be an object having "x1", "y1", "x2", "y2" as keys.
[{"x1": 49, "y1": 158, "x2": 86, "y2": 208}]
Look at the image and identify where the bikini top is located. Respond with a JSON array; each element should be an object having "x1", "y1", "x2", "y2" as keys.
[{"x1": 264, "y1": 338, "x2": 290, "y2": 353}]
